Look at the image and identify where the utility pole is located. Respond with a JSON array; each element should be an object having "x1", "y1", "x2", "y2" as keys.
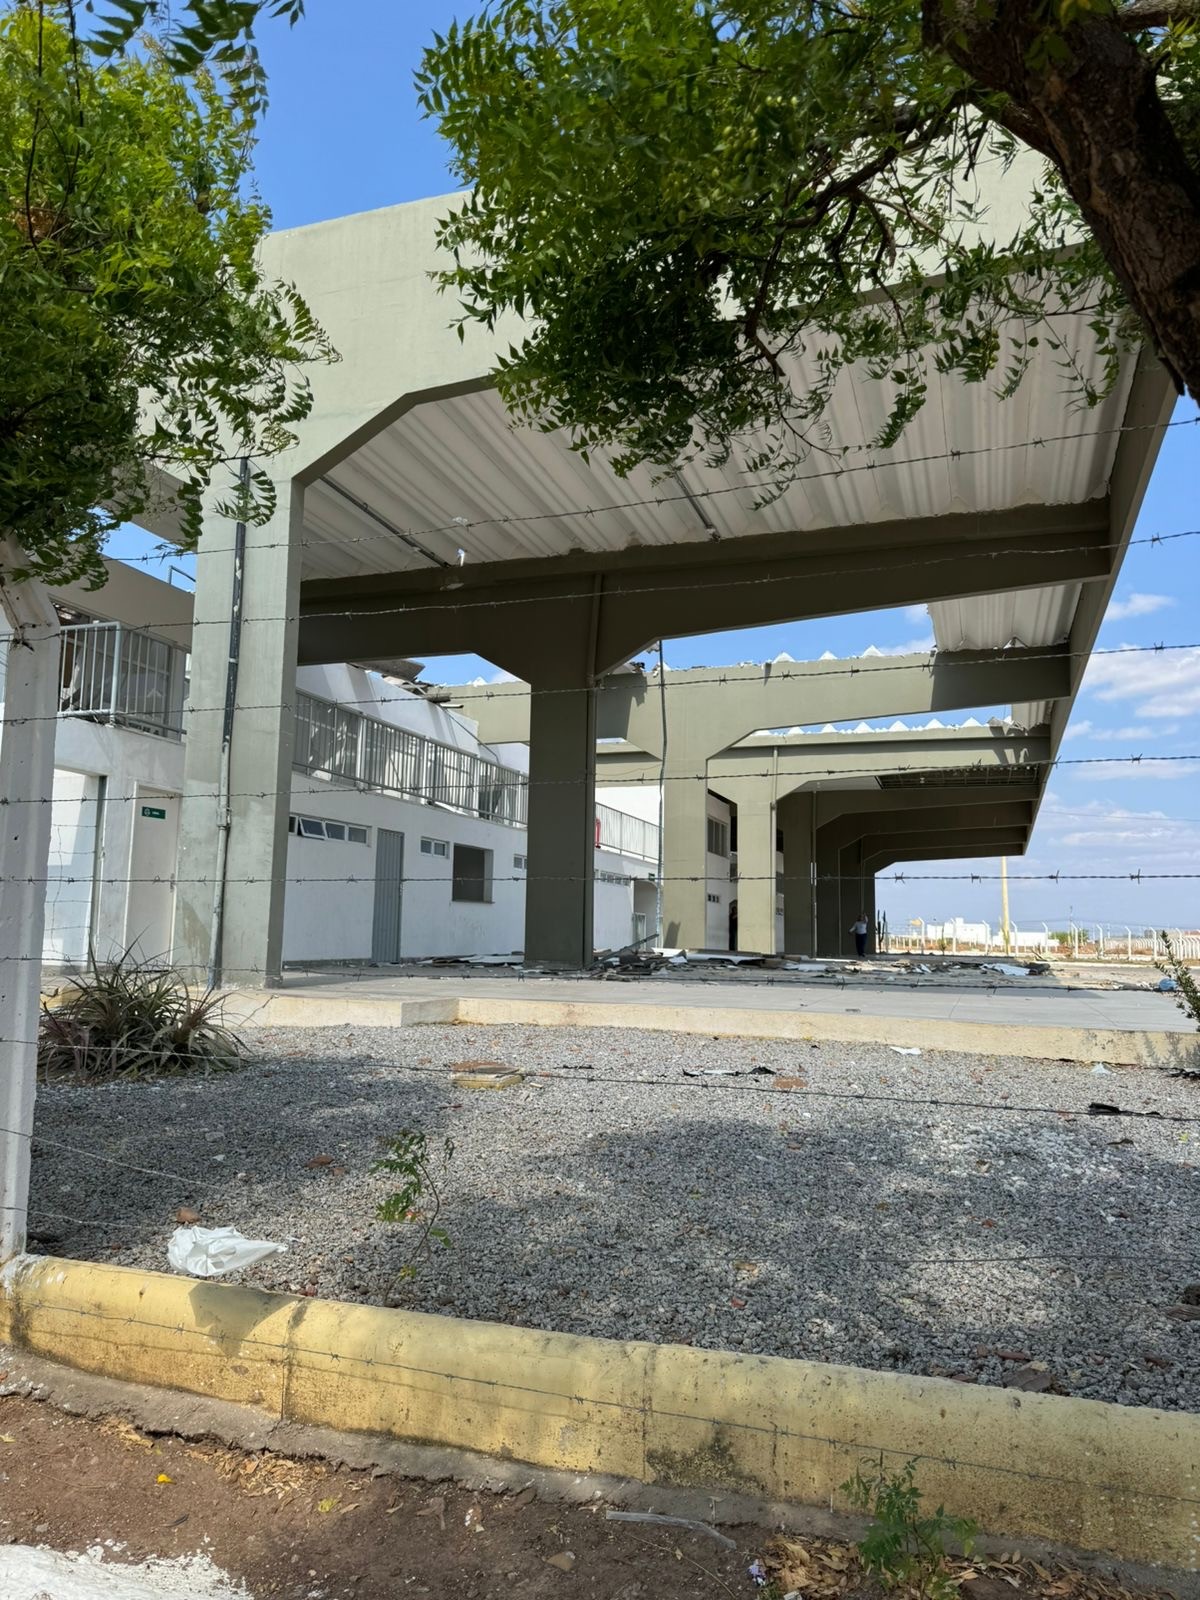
[{"x1": 1000, "y1": 855, "x2": 1011, "y2": 956}]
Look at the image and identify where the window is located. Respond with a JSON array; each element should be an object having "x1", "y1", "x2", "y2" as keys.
[
  {"x1": 513, "y1": 854, "x2": 527, "y2": 871},
  {"x1": 288, "y1": 813, "x2": 369, "y2": 843},
  {"x1": 706, "y1": 817, "x2": 729, "y2": 857},
  {"x1": 452, "y1": 843, "x2": 492, "y2": 903},
  {"x1": 420, "y1": 837, "x2": 449, "y2": 858}
]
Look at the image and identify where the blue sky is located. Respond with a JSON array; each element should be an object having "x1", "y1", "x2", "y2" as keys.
[{"x1": 107, "y1": 2, "x2": 1200, "y2": 934}]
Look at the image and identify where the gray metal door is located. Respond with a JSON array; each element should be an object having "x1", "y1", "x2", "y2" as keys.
[{"x1": 372, "y1": 829, "x2": 404, "y2": 963}]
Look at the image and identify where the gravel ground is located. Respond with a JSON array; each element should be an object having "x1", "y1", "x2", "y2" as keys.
[{"x1": 28, "y1": 1024, "x2": 1200, "y2": 1410}]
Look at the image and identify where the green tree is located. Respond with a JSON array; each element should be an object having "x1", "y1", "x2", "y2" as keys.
[
  {"x1": 0, "y1": 1, "x2": 332, "y2": 586},
  {"x1": 87, "y1": 0, "x2": 305, "y2": 117},
  {"x1": 418, "y1": 0, "x2": 1200, "y2": 481}
]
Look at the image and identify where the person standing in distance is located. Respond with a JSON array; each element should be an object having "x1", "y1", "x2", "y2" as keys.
[{"x1": 850, "y1": 912, "x2": 869, "y2": 959}]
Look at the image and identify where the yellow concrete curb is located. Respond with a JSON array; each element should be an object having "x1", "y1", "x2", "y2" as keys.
[
  {"x1": 219, "y1": 987, "x2": 1188, "y2": 1067},
  {"x1": 2, "y1": 1256, "x2": 1196, "y2": 1569}
]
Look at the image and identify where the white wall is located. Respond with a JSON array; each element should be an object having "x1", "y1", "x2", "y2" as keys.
[
  {"x1": 282, "y1": 774, "x2": 529, "y2": 962},
  {"x1": 0, "y1": 614, "x2": 185, "y2": 967},
  {"x1": 52, "y1": 717, "x2": 184, "y2": 963},
  {"x1": 43, "y1": 771, "x2": 100, "y2": 965}
]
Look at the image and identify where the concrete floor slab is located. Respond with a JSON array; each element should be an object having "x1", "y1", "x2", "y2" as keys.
[{"x1": 215, "y1": 968, "x2": 1199, "y2": 1068}]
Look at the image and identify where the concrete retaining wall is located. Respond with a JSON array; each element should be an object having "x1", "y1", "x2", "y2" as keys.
[{"x1": 2, "y1": 1255, "x2": 1196, "y2": 1570}]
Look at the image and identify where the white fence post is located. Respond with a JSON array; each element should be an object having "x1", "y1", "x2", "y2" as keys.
[{"x1": 0, "y1": 547, "x2": 60, "y2": 1260}]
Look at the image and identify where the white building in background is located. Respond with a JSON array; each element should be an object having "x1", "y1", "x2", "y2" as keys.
[{"x1": 2, "y1": 561, "x2": 661, "y2": 970}]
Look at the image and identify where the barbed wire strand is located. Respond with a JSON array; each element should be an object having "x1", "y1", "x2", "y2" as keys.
[
  {"x1": 3, "y1": 1053, "x2": 1196, "y2": 1125},
  {"x1": 28, "y1": 634, "x2": 1200, "y2": 732},
  {"x1": 102, "y1": 411, "x2": 1200, "y2": 572},
  {"x1": 59, "y1": 523, "x2": 1200, "y2": 638},
  {"x1": 3, "y1": 747, "x2": 1200, "y2": 815}
]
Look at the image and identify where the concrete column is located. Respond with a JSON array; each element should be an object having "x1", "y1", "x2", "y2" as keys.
[
  {"x1": 778, "y1": 792, "x2": 815, "y2": 955},
  {"x1": 865, "y1": 876, "x2": 878, "y2": 955},
  {"x1": 841, "y1": 839, "x2": 869, "y2": 957},
  {"x1": 523, "y1": 683, "x2": 596, "y2": 967},
  {"x1": 729, "y1": 785, "x2": 777, "y2": 954},
  {"x1": 661, "y1": 770, "x2": 709, "y2": 950},
  {"x1": 173, "y1": 482, "x2": 303, "y2": 985},
  {"x1": 0, "y1": 551, "x2": 60, "y2": 1258},
  {"x1": 815, "y1": 833, "x2": 843, "y2": 957}
]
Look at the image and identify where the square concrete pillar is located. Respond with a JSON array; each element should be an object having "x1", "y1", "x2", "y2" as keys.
[
  {"x1": 523, "y1": 683, "x2": 596, "y2": 967},
  {"x1": 841, "y1": 839, "x2": 869, "y2": 958},
  {"x1": 173, "y1": 482, "x2": 303, "y2": 985},
  {"x1": 778, "y1": 792, "x2": 815, "y2": 956},
  {"x1": 729, "y1": 787, "x2": 777, "y2": 954},
  {"x1": 814, "y1": 834, "x2": 844, "y2": 957},
  {"x1": 661, "y1": 770, "x2": 709, "y2": 949}
]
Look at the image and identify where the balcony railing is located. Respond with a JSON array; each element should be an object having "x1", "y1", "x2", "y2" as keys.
[
  {"x1": 595, "y1": 800, "x2": 660, "y2": 863},
  {"x1": 294, "y1": 691, "x2": 529, "y2": 827},
  {"x1": 59, "y1": 622, "x2": 186, "y2": 741}
]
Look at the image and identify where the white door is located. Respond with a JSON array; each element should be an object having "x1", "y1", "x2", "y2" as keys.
[{"x1": 124, "y1": 787, "x2": 180, "y2": 965}]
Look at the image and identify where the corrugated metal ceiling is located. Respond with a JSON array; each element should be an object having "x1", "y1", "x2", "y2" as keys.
[{"x1": 299, "y1": 317, "x2": 1137, "y2": 585}]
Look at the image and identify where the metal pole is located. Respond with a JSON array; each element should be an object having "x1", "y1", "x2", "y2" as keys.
[
  {"x1": 654, "y1": 639, "x2": 666, "y2": 949},
  {"x1": 208, "y1": 462, "x2": 249, "y2": 989}
]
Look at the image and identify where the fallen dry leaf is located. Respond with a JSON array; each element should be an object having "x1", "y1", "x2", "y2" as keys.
[
  {"x1": 99, "y1": 1417, "x2": 154, "y2": 1452},
  {"x1": 304, "y1": 1155, "x2": 335, "y2": 1169},
  {"x1": 175, "y1": 1207, "x2": 201, "y2": 1225}
]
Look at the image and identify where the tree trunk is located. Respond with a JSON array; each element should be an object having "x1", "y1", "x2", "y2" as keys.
[{"x1": 924, "y1": 1, "x2": 1200, "y2": 399}]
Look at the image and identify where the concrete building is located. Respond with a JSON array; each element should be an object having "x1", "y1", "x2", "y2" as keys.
[
  {"x1": 436, "y1": 650, "x2": 1054, "y2": 955},
  {"x1": 3, "y1": 565, "x2": 661, "y2": 970},
  {"x1": 104, "y1": 173, "x2": 1170, "y2": 982}
]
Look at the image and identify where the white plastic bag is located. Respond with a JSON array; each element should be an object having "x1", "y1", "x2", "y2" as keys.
[{"x1": 167, "y1": 1224, "x2": 287, "y2": 1278}]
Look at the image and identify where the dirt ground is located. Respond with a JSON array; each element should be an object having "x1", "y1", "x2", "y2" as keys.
[{"x1": 0, "y1": 1395, "x2": 1187, "y2": 1600}]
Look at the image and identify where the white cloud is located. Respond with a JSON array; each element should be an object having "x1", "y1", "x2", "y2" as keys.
[
  {"x1": 1062, "y1": 719, "x2": 1178, "y2": 743},
  {"x1": 1081, "y1": 645, "x2": 1200, "y2": 719},
  {"x1": 1076, "y1": 760, "x2": 1200, "y2": 782},
  {"x1": 902, "y1": 604, "x2": 929, "y2": 625},
  {"x1": 489, "y1": 669, "x2": 519, "y2": 684},
  {"x1": 873, "y1": 634, "x2": 936, "y2": 657},
  {"x1": 1103, "y1": 592, "x2": 1175, "y2": 623}
]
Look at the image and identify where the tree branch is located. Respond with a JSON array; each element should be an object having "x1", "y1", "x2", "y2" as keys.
[{"x1": 1116, "y1": 0, "x2": 1200, "y2": 28}]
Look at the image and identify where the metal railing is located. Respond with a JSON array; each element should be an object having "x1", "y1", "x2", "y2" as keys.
[
  {"x1": 595, "y1": 801, "x2": 660, "y2": 863},
  {"x1": 883, "y1": 921, "x2": 1200, "y2": 961},
  {"x1": 58, "y1": 622, "x2": 186, "y2": 740},
  {"x1": 294, "y1": 691, "x2": 529, "y2": 827}
]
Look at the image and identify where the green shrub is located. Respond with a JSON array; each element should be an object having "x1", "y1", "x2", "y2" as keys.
[
  {"x1": 1157, "y1": 931, "x2": 1200, "y2": 1074},
  {"x1": 38, "y1": 948, "x2": 244, "y2": 1081},
  {"x1": 372, "y1": 1130, "x2": 454, "y2": 1279},
  {"x1": 842, "y1": 1457, "x2": 975, "y2": 1600}
]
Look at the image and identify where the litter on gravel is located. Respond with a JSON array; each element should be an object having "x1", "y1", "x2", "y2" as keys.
[{"x1": 28, "y1": 1022, "x2": 1199, "y2": 1411}]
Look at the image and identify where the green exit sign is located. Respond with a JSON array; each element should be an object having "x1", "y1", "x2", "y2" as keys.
[{"x1": 141, "y1": 805, "x2": 167, "y2": 820}]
